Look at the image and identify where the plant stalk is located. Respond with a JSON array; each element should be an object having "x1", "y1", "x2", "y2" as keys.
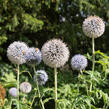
[
  {"x1": 17, "y1": 64, "x2": 20, "y2": 109},
  {"x1": 54, "y1": 67, "x2": 57, "y2": 109},
  {"x1": 10, "y1": 98, "x2": 13, "y2": 109},
  {"x1": 33, "y1": 66, "x2": 45, "y2": 109},
  {"x1": 90, "y1": 36, "x2": 95, "y2": 92},
  {"x1": 92, "y1": 36, "x2": 95, "y2": 72}
]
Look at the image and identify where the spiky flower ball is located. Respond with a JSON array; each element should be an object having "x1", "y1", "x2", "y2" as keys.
[
  {"x1": 20, "y1": 82, "x2": 32, "y2": 93},
  {"x1": 41, "y1": 39, "x2": 70, "y2": 68},
  {"x1": 82, "y1": 16, "x2": 105, "y2": 38},
  {"x1": 24, "y1": 47, "x2": 42, "y2": 66},
  {"x1": 7, "y1": 41, "x2": 29, "y2": 64},
  {"x1": 34, "y1": 70, "x2": 48, "y2": 85},
  {"x1": 9, "y1": 87, "x2": 17, "y2": 97},
  {"x1": 71, "y1": 54, "x2": 88, "y2": 71}
]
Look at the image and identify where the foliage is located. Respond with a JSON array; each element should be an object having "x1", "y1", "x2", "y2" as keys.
[
  {"x1": 0, "y1": 0, "x2": 109, "y2": 60},
  {"x1": 0, "y1": 51, "x2": 109, "y2": 108},
  {"x1": 0, "y1": 0, "x2": 109, "y2": 109}
]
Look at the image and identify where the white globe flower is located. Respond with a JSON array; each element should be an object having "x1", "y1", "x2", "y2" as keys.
[
  {"x1": 82, "y1": 16, "x2": 105, "y2": 38},
  {"x1": 7, "y1": 41, "x2": 29, "y2": 64},
  {"x1": 41, "y1": 39, "x2": 70, "y2": 68}
]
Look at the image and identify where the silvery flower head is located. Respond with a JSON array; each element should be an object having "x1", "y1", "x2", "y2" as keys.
[
  {"x1": 41, "y1": 39, "x2": 70, "y2": 68},
  {"x1": 7, "y1": 41, "x2": 29, "y2": 64},
  {"x1": 82, "y1": 16, "x2": 105, "y2": 38},
  {"x1": 34, "y1": 70, "x2": 48, "y2": 85},
  {"x1": 9, "y1": 87, "x2": 17, "y2": 97},
  {"x1": 71, "y1": 54, "x2": 88, "y2": 71},
  {"x1": 20, "y1": 82, "x2": 32, "y2": 94},
  {"x1": 24, "y1": 47, "x2": 42, "y2": 66}
]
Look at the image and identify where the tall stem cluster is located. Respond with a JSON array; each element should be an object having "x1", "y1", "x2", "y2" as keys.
[{"x1": 32, "y1": 66, "x2": 45, "y2": 109}]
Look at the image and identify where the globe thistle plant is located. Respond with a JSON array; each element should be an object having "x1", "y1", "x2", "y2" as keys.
[
  {"x1": 24, "y1": 47, "x2": 42, "y2": 66},
  {"x1": 41, "y1": 39, "x2": 70, "y2": 109},
  {"x1": 82, "y1": 16, "x2": 105, "y2": 72},
  {"x1": 41, "y1": 39, "x2": 70, "y2": 68},
  {"x1": 9, "y1": 87, "x2": 17, "y2": 97},
  {"x1": 7, "y1": 41, "x2": 28, "y2": 108},
  {"x1": 34, "y1": 70, "x2": 48, "y2": 85},
  {"x1": 20, "y1": 82, "x2": 32, "y2": 94},
  {"x1": 82, "y1": 16, "x2": 105, "y2": 38},
  {"x1": 7, "y1": 41, "x2": 29, "y2": 65},
  {"x1": 71, "y1": 54, "x2": 88, "y2": 71},
  {"x1": 29, "y1": 52, "x2": 45, "y2": 109}
]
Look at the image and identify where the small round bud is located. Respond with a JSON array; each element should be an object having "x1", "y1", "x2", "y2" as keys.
[
  {"x1": 71, "y1": 54, "x2": 88, "y2": 71},
  {"x1": 20, "y1": 82, "x2": 32, "y2": 93},
  {"x1": 34, "y1": 70, "x2": 48, "y2": 85},
  {"x1": 9, "y1": 87, "x2": 17, "y2": 97}
]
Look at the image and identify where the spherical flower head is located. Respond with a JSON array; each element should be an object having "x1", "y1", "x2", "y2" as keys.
[
  {"x1": 71, "y1": 54, "x2": 88, "y2": 71},
  {"x1": 34, "y1": 70, "x2": 48, "y2": 85},
  {"x1": 82, "y1": 16, "x2": 105, "y2": 38},
  {"x1": 41, "y1": 39, "x2": 70, "y2": 68},
  {"x1": 9, "y1": 87, "x2": 17, "y2": 97},
  {"x1": 7, "y1": 41, "x2": 29, "y2": 64},
  {"x1": 24, "y1": 47, "x2": 42, "y2": 66},
  {"x1": 20, "y1": 82, "x2": 32, "y2": 94}
]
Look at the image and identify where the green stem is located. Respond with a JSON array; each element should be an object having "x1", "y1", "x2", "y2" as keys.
[
  {"x1": 54, "y1": 67, "x2": 57, "y2": 109},
  {"x1": 80, "y1": 70, "x2": 83, "y2": 75},
  {"x1": 30, "y1": 91, "x2": 37, "y2": 108},
  {"x1": 90, "y1": 37, "x2": 95, "y2": 92},
  {"x1": 90, "y1": 82, "x2": 92, "y2": 92},
  {"x1": 92, "y1": 36, "x2": 95, "y2": 72},
  {"x1": 17, "y1": 64, "x2": 20, "y2": 109},
  {"x1": 32, "y1": 66, "x2": 45, "y2": 109},
  {"x1": 23, "y1": 94, "x2": 26, "y2": 103},
  {"x1": 10, "y1": 98, "x2": 13, "y2": 109}
]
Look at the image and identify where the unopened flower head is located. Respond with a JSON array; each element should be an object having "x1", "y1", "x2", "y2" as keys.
[
  {"x1": 34, "y1": 70, "x2": 48, "y2": 85},
  {"x1": 41, "y1": 39, "x2": 70, "y2": 68},
  {"x1": 9, "y1": 87, "x2": 17, "y2": 97},
  {"x1": 7, "y1": 41, "x2": 29, "y2": 64},
  {"x1": 24, "y1": 47, "x2": 42, "y2": 66},
  {"x1": 20, "y1": 82, "x2": 32, "y2": 93},
  {"x1": 71, "y1": 54, "x2": 88, "y2": 71},
  {"x1": 82, "y1": 16, "x2": 105, "y2": 38}
]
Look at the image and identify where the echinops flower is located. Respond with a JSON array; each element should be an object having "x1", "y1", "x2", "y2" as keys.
[
  {"x1": 24, "y1": 47, "x2": 42, "y2": 66},
  {"x1": 41, "y1": 39, "x2": 70, "y2": 68},
  {"x1": 9, "y1": 87, "x2": 17, "y2": 97},
  {"x1": 7, "y1": 41, "x2": 29, "y2": 64},
  {"x1": 20, "y1": 82, "x2": 32, "y2": 93},
  {"x1": 71, "y1": 54, "x2": 88, "y2": 71},
  {"x1": 34, "y1": 70, "x2": 48, "y2": 85},
  {"x1": 82, "y1": 16, "x2": 105, "y2": 38}
]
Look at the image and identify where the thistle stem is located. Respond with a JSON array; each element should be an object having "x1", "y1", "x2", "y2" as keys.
[
  {"x1": 54, "y1": 67, "x2": 57, "y2": 109},
  {"x1": 92, "y1": 36, "x2": 95, "y2": 72},
  {"x1": 32, "y1": 66, "x2": 45, "y2": 109},
  {"x1": 80, "y1": 70, "x2": 83, "y2": 75},
  {"x1": 30, "y1": 91, "x2": 37, "y2": 108},
  {"x1": 90, "y1": 82, "x2": 92, "y2": 92},
  {"x1": 10, "y1": 98, "x2": 13, "y2": 109},
  {"x1": 17, "y1": 64, "x2": 20, "y2": 109},
  {"x1": 90, "y1": 36, "x2": 95, "y2": 92}
]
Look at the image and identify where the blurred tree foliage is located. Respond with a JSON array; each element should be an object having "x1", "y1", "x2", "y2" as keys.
[{"x1": 0, "y1": 0, "x2": 109, "y2": 61}]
